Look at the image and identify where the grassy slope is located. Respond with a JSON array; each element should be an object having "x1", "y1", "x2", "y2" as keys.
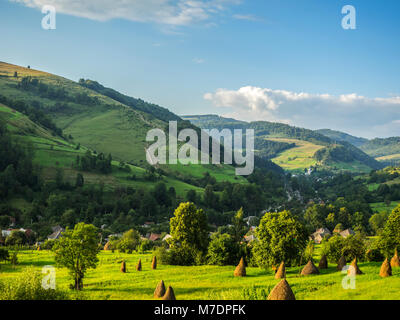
[
  {"x1": 1, "y1": 249, "x2": 399, "y2": 300},
  {"x1": 370, "y1": 201, "x2": 400, "y2": 214},
  {"x1": 0, "y1": 62, "x2": 243, "y2": 186},
  {"x1": 266, "y1": 137, "x2": 324, "y2": 171},
  {"x1": 0, "y1": 102, "x2": 202, "y2": 196},
  {"x1": 183, "y1": 115, "x2": 380, "y2": 173}
]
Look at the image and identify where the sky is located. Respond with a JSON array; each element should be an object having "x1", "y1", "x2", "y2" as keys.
[{"x1": 1, "y1": 0, "x2": 400, "y2": 139}]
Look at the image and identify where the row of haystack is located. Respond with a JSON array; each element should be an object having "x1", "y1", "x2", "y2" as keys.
[
  {"x1": 232, "y1": 250, "x2": 400, "y2": 300},
  {"x1": 120, "y1": 256, "x2": 157, "y2": 273},
  {"x1": 154, "y1": 280, "x2": 176, "y2": 300}
]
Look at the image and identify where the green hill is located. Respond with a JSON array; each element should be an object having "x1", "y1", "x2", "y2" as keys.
[
  {"x1": 316, "y1": 128, "x2": 368, "y2": 147},
  {"x1": 360, "y1": 137, "x2": 400, "y2": 159},
  {"x1": 0, "y1": 62, "x2": 250, "y2": 185},
  {"x1": 0, "y1": 101, "x2": 204, "y2": 196},
  {"x1": 182, "y1": 115, "x2": 383, "y2": 172},
  {"x1": 316, "y1": 128, "x2": 400, "y2": 165}
]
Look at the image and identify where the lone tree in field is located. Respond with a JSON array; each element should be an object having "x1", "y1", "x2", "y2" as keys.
[
  {"x1": 391, "y1": 248, "x2": 400, "y2": 268},
  {"x1": 154, "y1": 280, "x2": 166, "y2": 298},
  {"x1": 267, "y1": 279, "x2": 296, "y2": 300},
  {"x1": 253, "y1": 210, "x2": 307, "y2": 269},
  {"x1": 162, "y1": 286, "x2": 176, "y2": 300},
  {"x1": 234, "y1": 257, "x2": 246, "y2": 277},
  {"x1": 275, "y1": 261, "x2": 286, "y2": 279},
  {"x1": 380, "y1": 258, "x2": 392, "y2": 277},
  {"x1": 169, "y1": 202, "x2": 209, "y2": 265},
  {"x1": 152, "y1": 256, "x2": 157, "y2": 270},
  {"x1": 53, "y1": 223, "x2": 99, "y2": 290}
]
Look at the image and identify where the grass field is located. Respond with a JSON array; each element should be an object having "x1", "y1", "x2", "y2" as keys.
[
  {"x1": 1, "y1": 248, "x2": 399, "y2": 300},
  {"x1": 370, "y1": 201, "x2": 400, "y2": 214},
  {"x1": 267, "y1": 137, "x2": 324, "y2": 171}
]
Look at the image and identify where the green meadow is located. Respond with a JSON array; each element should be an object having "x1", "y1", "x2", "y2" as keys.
[
  {"x1": 267, "y1": 137, "x2": 324, "y2": 171},
  {"x1": 1, "y1": 248, "x2": 399, "y2": 300}
]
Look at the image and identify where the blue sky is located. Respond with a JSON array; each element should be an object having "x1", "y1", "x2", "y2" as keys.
[{"x1": 1, "y1": 0, "x2": 400, "y2": 138}]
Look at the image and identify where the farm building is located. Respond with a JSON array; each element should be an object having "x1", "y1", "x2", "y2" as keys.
[{"x1": 311, "y1": 227, "x2": 332, "y2": 244}]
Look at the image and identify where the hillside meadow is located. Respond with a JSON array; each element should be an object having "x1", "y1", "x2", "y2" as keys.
[{"x1": 1, "y1": 248, "x2": 399, "y2": 300}]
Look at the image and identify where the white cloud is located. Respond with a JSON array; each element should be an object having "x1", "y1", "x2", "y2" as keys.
[
  {"x1": 204, "y1": 86, "x2": 400, "y2": 138},
  {"x1": 193, "y1": 57, "x2": 205, "y2": 64},
  {"x1": 11, "y1": 0, "x2": 240, "y2": 26},
  {"x1": 232, "y1": 14, "x2": 262, "y2": 22}
]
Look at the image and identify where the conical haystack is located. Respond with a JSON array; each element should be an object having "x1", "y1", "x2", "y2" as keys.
[
  {"x1": 337, "y1": 256, "x2": 346, "y2": 271},
  {"x1": 234, "y1": 257, "x2": 246, "y2": 277},
  {"x1": 104, "y1": 241, "x2": 111, "y2": 251},
  {"x1": 120, "y1": 260, "x2": 126, "y2": 273},
  {"x1": 154, "y1": 280, "x2": 166, "y2": 298},
  {"x1": 301, "y1": 260, "x2": 319, "y2": 275},
  {"x1": 390, "y1": 249, "x2": 400, "y2": 268},
  {"x1": 380, "y1": 258, "x2": 392, "y2": 277},
  {"x1": 152, "y1": 256, "x2": 157, "y2": 270},
  {"x1": 318, "y1": 255, "x2": 328, "y2": 269},
  {"x1": 275, "y1": 261, "x2": 286, "y2": 279},
  {"x1": 162, "y1": 286, "x2": 176, "y2": 300},
  {"x1": 267, "y1": 279, "x2": 296, "y2": 300},
  {"x1": 347, "y1": 257, "x2": 362, "y2": 276},
  {"x1": 136, "y1": 259, "x2": 142, "y2": 271}
]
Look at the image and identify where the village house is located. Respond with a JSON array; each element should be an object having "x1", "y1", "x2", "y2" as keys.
[
  {"x1": 162, "y1": 234, "x2": 172, "y2": 242},
  {"x1": 47, "y1": 225, "x2": 65, "y2": 240},
  {"x1": 311, "y1": 227, "x2": 332, "y2": 244},
  {"x1": 148, "y1": 233, "x2": 161, "y2": 241},
  {"x1": 339, "y1": 228, "x2": 355, "y2": 238}
]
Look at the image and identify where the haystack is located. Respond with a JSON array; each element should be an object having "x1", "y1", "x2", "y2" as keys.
[
  {"x1": 267, "y1": 279, "x2": 296, "y2": 300},
  {"x1": 154, "y1": 280, "x2": 166, "y2": 298},
  {"x1": 391, "y1": 249, "x2": 400, "y2": 268},
  {"x1": 120, "y1": 260, "x2": 126, "y2": 273},
  {"x1": 152, "y1": 256, "x2": 157, "y2": 270},
  {"x1": 380, "y1": 258, "x2": 392, "y2": 277},
  {"x1": 136, "y1": 259, "x2": 142, "y2": 271},
  {"x1": 347, "y1": 257, "x2": 362, "y2": 276},
  {"x1": 234, "y1": 257, "x2": 246, "y2": 277},
  {"x1": 162, "y1": 286, "x2": 176, "y2": 300},
  {"x1": 275, "y1": 261, "x2": 286, "y2": 279},
  {"x1": 337, "y1": 256, "x2": 346, "y2": 271},
  {"x1": 318, "y1": 255, "x2": 328, "y2": 269},
  {"x1": 104, "y1": 241, "x2": 111, "y2": 251},
  {"x1": 301, "y1": 260, "x2": 319, "y2": 275}
]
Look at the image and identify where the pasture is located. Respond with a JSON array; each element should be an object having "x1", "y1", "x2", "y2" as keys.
[{"x1": 1, "y1": 249, "x2": 399, "y2": 300}]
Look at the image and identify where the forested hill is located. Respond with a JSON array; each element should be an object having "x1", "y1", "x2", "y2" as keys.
[
  {"x1": 182, "y1": 115, "x2": 384, "y2": 172},
  {"x1": 317, "y1": 128, "x2": 400, "y2": 164},
  {"x1": 316, "y1": 129, "x2": 368, "y2": 147},
  {"x1": 78, "y1": 79, "x2": 181, "y2": 123},
  {"x1": 359, "y1": 137, "x2": 400, "y2": 158}
]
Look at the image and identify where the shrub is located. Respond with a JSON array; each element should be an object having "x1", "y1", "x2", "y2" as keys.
[
  {"x1": 41, "y1": 240, "x2": 56, "y2": 250},
  {"x1": 207, "y1": 233, "x2": 240, "y2": 266},
  {"x1": 365, "y1": 248, "x2": 384, "y2": 262},
  {"x1": 321, "y1": 235, "x2": 344, "y2": 263},
  {"x1": 322, "y1": 234, "x2": 366, "y2": 263},
  {"x1": 0, "y1": 268, "x2": 69, "y2": 300},
  {"x1": 0, "y1": 248, "x2": 10, "y2": 263},
  {"x1": 253, "y1": 210, "x2": 307, "y2": 268},
  {"x1": 153, "y1": 246, "x2": 171, "y2": 265},
  {"x1": 138, "y1": 239, "x2": 153, "y2": 253}
]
